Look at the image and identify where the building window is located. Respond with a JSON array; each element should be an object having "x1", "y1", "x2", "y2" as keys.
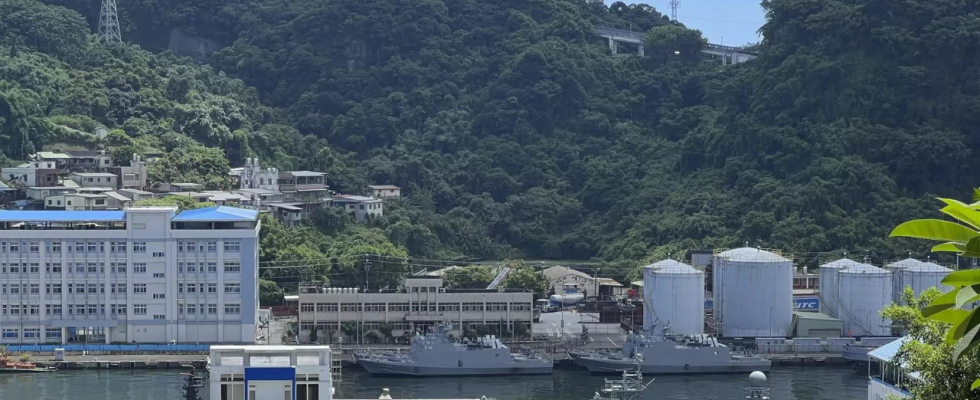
[
  {"x1": 153, "y1": 315, "x2": 166, "y2": 320},
  {"x1": 51, "y1": 242, "x2": 62, "y2": 252},
  {"x1": 224, "y1": 283, "x2": 241, "y2": 293},
  {"x1": 23, "y1": 329, "x2": 40, "y2": 338},
  {"x1": 153, "y1": 293, "x2": 166, "y2": 299},
  {"x1": 224, "y1": 262, "x2": 241, "y2": 273},
  {"x1": 224, "y1": 241, "x2": 241, "y2": 252},
  {"x1": 208, "y1": 304, "x2": 218, "y2": 315},
  {"x1": 2, "y1": 329, "x2": 18, "y2": 338},
  {"x1": 46, "y1": 329, "x2": 62, "y2": 339},
  {"x1": 133, "y1": 263, "x2": 147, "y2": 273},
  {"x1": 133, "y1": 242, "x2": 146, "y2": 253},
  {"x1": 207, "y1": 241, "x2": 217, "y2": 252},
  {"x1": 153, "y1": 272, "x2": 165, "y2": 278},
  {"x1": 133, "y1": 305, "x2": 147, "y2": 315},
  {"x1": 224, "y1": 304, "x2": 241, "y2": 314},
  {"x1": 186, "y1": 263, "x2": 197, "y2": 273},
  {"x1": 187, "y1": 284, "x2": 197, "y2": 293},
  {"x1": 207, "y1": 262, "x2": 217, "y2": 272},
  {"x1": 29, "y1": 243, "x2": 39, "y2": 253},
  {"x1": 152, "y1": 252, "x2": 165, "y2": 258},
  {"x1": 300, "y1": 304, "x2": 314, "y2": 312},
  {"x1": 133, "y1": 284, "x2": 147, "y2": 293}
]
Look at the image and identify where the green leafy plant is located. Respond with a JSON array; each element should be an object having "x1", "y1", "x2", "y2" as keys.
[{"x1": 890, "y1": 191, "x2": 980, "y2": 390}]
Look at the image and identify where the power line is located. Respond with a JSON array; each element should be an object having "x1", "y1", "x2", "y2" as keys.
[{"x1": 678, "y1": 16, "x2": 765, "y2": 24}]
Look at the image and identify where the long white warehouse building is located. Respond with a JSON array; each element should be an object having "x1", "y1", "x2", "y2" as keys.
[{"x1": 0, "y1": 206, "x2": 260, "y2": 344}]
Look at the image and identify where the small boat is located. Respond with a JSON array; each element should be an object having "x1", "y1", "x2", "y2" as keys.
[
  {"x1": 0, "y1": 355, "x2": 57, "y2": 373},
  {"x1": 590, "y1": 355, "x2": 653, "y2": 400}
]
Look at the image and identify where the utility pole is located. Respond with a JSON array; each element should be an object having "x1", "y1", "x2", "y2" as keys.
[
  {"x1": 364, "y1": 255, "x2": 372, "y2": 291},
  {"x1": 98, "y1": 0, "x2": 122, "y2": 44},
  {"x1": 669, "y1": 0, "x2": 680, "y2": 21}
]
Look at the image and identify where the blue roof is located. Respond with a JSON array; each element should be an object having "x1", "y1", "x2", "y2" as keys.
[
  {"x1": 868, "y1": 337, "x2": 922, "y2": 380},
  {"x1": 0, "y1": 210, "x2": 126, "y2": 222},
  {"x1": 172, "y1": 206, "x2": 258, "y2": 222},
  {"x1": 868, "y1": 337, "x2": 909, "y2": 362}
]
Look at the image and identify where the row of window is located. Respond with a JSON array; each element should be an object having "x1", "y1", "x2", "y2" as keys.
[
  {"x1": 300, "y1": 321, "x2": 412, "y2": 331},
  {"x1": 300, "y1": 302, "x2": 531, "y2": 313},
  {"x1": 0, "y1": 328, "x2": 61, "y2": 339},
  {"x1": 178, "y1": 262, "x2": 241, "y2": 273},
  {"x1": 0, "y1": 261, "x2": 242, "y2": 275},
  {"x1": 0, "y1": 240, "x2": 242, "y2": 255},
  {"x1": 0, "y1": 302, "x2": 242, "y2": 317},
  {"x1": 178, "y1": 283, "x2": 240, "y2": 294},
  {"x1": 177, "y1": 304, "x2": 240, "y2": 315}
]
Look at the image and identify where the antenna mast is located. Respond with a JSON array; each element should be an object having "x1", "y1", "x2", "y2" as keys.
[
  {"x1": 669, "y1": 0, "x2": 680, "y2": 21},
  {"x1": 98, "y1": 0, "x2": 122, "y2": 44}
]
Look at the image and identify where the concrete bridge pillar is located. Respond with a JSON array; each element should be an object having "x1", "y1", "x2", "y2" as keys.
[
  {"x1": 638, "y1": 45, "x2": 644, "y2": 57},
  {"x1": 608, "y1": 37, "x2": 617, "y2": 55}
]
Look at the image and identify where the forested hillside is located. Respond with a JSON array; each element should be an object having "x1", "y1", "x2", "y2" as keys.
[{"x1": 3, "y1": 0, "x2": 978, "y2": 279}]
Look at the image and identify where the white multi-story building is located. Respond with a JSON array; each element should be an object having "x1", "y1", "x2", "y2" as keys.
[
  {"x1": 297, "y1": 277, "x2": 533, "y2": 342},
  {"x1": 0, "y1": 206, "x2": 261, "y2": 344}
]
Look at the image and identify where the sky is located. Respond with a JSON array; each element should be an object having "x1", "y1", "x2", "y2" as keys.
[{"x1": 606, "y1": 0, "x2": 766, "y2": 46}]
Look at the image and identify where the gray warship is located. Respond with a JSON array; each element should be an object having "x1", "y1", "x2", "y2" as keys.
[
  {"x1": 355, "y1": 323, "x2": 553, "y2": 376},
  {"x1": 574, "y1": 326, "x2": 771, "y2": 374}
]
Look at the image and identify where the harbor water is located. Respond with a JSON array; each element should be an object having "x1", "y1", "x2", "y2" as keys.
[{"x1": 0, "y1": 366, "x2": 867, "y2": 400}]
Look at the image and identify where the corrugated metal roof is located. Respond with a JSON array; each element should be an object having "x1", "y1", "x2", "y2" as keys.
[
  {"x1": 0, "y1": 210, "x2": 126, "y2": 222},
  {"x1": 104, "y1": 191, "x2": 131, "y2": 201},
  {"x1": 867, "y1": 337, "x2": 922, "y2": 380},
  {"x1": 368, "y1": 185, "x2": 400, "y2": 190},
  {"x1": 36, "y1": 152, "x2": 71, "y2": 159},
  {"x1": 284, "y1": 171, "x2": 325, "y2": 177},
  {"x1": 172, "y1": 206, "x2": 258, "y2": 222},
  {"x1": 72, "y1": 172, "x2": 116, "y2": 177},
  {"x1": 333, "y1": 195, "x2": 378, "y2": 202},
  {"x1": 868, "y1": 337, "x2": 910, "y2": 363}
]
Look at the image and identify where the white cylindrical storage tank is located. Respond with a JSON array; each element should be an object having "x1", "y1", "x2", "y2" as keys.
[
  {"x1": 643, "y1": 260, "x2": 705, "y2": 335},
  {"x1": 884, "y1": 258, "x2": 923, "y2": 304},
  {"x1": 713, "y1": 248, "x2": 793, "y2": 337},
  {"x1": 818, "y1": 258, "x2": 860, "y2": 318},
  {"x1": 837, "y1": 264, "x2": 892, "y2": 336},
  {"x1": 899, "y1": 262, "x2": 952, "y2": 301}
]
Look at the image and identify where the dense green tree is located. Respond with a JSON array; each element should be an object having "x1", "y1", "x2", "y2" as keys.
[
  {"x1": 502, "y1": 261, "x2": 550, "y2": 299},
  {"x1": 443, "y1": 266, "x2": 496, "y2": 290},
  {"x1": 133, "y1": 195, "x2": 214, "y2": 211},
  {"x1": 12, "y1": 0, "x2": 978, "y2": 271},
  {"x1": 882, "y1": 288, "x2": 980, "y2": 400},
  {"x1": 148, "y1": 145, "x2": 231, "y2": 189},
  {"x1": 258, "y1": 279, "x2": 285, "y2": 307}
]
